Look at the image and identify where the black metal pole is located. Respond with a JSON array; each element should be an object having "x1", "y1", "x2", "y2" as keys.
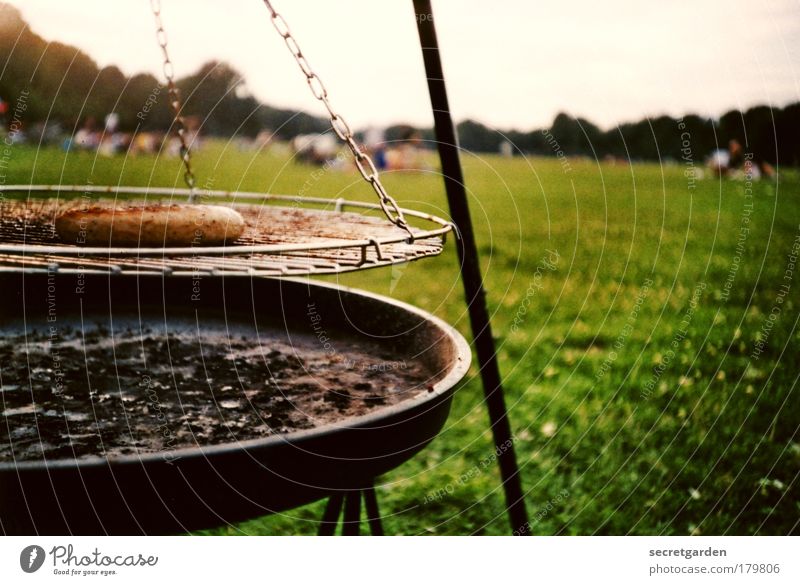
[
  {"x1": 412, "y1": 0, "x2": 529, "y2": 533},
  {"x1": 342, "y1": 491, "x2": 362, "y2": 536},
  {"x1": 362, "y1": 485, "x2": 385, "y2": 536},
  {"x1": 318, "y1": 493, "x2": 344, "y2": 536}
]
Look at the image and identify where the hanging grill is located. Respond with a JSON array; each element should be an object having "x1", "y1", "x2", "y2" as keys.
[
  {"x1": 0, "y1": 0, "x2": 454, "y2": 277},
  {"x1": 0, "y1": 185, "x2": 451, "y2": 276},
  {"x1": 0, "y1": 0, "x2": 477, "y2": 536}
]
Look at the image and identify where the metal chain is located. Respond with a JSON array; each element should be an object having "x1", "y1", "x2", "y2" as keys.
[
  {"x1": 261, "y1": 0, "x2": 413, "y2": 237},
  {"x1": 150, "y1": 0, "x2": 198, "y2": 203}
]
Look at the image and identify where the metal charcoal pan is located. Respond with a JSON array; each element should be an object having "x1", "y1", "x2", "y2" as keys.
[{"x1": 0, "y1": 273, "x2": 470, "y2": 534}]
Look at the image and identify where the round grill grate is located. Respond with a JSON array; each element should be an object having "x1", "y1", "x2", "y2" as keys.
[{"x1": 0, "y1": 185, "x2": 452, "y2": 277}]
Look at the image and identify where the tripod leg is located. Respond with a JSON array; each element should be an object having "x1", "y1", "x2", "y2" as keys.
[
  {"x1": 342, "y1": 491, "x2": 361, "y2": 536},
  {"x1": 363, "y1": 484, "x2": 384, "y2": 536},
  {"x1": 413, "y1": 0, "x2": 530, "y2": 534},
  {"x1": 318, "y1": 493, "x2": 344, "y2": 536}
]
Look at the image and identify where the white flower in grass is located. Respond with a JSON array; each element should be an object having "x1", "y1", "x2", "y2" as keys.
[{"x1": 540, "y1": 421, "x2": 557, "y2": 438}]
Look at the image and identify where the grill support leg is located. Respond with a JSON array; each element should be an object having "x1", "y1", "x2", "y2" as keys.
[
  {"x1": 363, "y1": 484, "x2": 384, "y2": 536},
  {"x1": 342, "y1": 491, "x2": 362, "y2": 536},
  {"x1": 413, "y1": 0, "x2": 530, "y2": 534},
  {"x1": 318, "y1": 493, "x2": 344, "y2": 536},
  {"x1": 317, "y1": 482, "x2": 384, "y2": 536}
]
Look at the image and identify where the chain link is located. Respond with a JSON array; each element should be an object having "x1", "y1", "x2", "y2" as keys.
[
  {"x1": 261, "y1": 0, "x2": 413, "y2": 237},
  {"x1": 150, "y1": 0, "x2": 198, "y2": 203}
]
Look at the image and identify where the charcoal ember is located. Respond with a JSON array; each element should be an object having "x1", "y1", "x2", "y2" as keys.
[{"x1": 323, "y1": 389, "x2": 352, "y2": 410}]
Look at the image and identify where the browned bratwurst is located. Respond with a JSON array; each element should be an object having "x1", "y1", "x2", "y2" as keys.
[{"x1": 55, "y1": 204, "x2": 245, "y2": 247}]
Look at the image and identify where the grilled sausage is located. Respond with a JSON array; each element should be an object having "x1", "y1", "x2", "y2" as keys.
[{"x1": 55, "y1": 204, "x2": 245, "y2": 247}]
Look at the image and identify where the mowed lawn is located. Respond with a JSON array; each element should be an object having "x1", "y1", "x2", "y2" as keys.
[{"x1": 3, "y1": 141, "x2": 799, "y2": 535}]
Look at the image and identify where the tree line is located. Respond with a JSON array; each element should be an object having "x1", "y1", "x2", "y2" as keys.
[
  {"x1": 454, "y1": 107, "x2": 800, "y2": 167},
  {"x1": 1, "y1": 4, "x2": 797, "y2": 166},
  {"x1": 0, "y1": 5, "x2": 328, "y2": 140}
]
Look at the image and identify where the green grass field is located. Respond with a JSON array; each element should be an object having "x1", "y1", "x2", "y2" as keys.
[{"x1": 3, "y1": 141, "x2": 799, "y2": 535}]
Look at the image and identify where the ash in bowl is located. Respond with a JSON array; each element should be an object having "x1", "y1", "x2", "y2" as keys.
[{"x1": 0, "y1": 324, "x2": 433, "y2": 461}]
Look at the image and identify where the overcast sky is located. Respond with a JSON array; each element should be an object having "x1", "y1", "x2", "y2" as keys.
[{"x1": 5, "y1": 0, "x2": 800, "y2": 130}]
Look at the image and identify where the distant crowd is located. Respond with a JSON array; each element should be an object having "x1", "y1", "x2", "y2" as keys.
[
  {"x1": 0, "y1": 105, "x2": 202, "y2": 159},
  {"x1": 0, "y1": 101, "x2": 431, "y2": 172},
  {"x1": 0, "y1": 101, "x2": 780, "y2": 181},
  {"x1": 707, "y1": 139, "x2": 775, "y2": 180},
  {"x1": 290, "y1": 126, "x2": 430, "y2": 171}
]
